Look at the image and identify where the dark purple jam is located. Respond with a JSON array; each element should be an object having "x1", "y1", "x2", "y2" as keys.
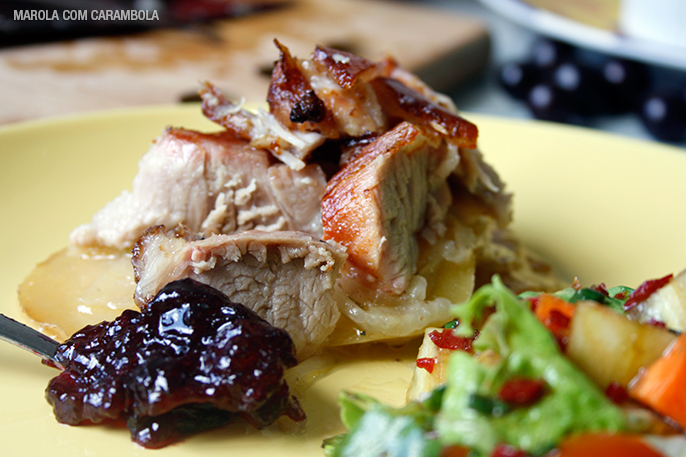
[{"x1": 45, "y1": 278, "x2": 305, "y2": 448}]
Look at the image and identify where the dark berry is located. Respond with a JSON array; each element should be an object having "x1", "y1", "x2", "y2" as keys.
[{"x1": 45, "y1": 279, "x2": 305, "y2": 448}]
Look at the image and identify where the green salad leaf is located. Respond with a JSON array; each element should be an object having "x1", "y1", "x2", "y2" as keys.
[
  {"x1": 519, "y1": 284, "x2": 634, "y2": 314},
  {"x1": 323, "y1": 391, "x2": 442, "y2": 457},
  {"x1": 436, "y1": 276, "x2": 626, "y2": 455}
]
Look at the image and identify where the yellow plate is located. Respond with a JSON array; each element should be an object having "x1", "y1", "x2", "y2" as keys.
[{"x1": 1, "y1": 105, "x2": 685, "y2": 456}]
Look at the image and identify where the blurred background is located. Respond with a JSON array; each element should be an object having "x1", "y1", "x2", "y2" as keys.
[{"x1": 1, "y1": 0, "x2": 685, "y2": 147}]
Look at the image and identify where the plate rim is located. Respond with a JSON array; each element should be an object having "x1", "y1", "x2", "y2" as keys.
[{"x1": 478, "y1": 0, "x2": 686, "y2": 70}]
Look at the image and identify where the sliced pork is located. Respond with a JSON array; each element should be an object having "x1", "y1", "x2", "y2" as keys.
[
  {"x1": 131, "y1": 226, "x2": 347, "y2": 359},
  {"x1": 371, "y1": 77, "x2": 477, "y2": 149},
  {"x1": 43, "y1": 42, "x2": 561, "y2": 360},
  {"x1": 321, "y1": 121, "x2": 459, "y2": 295},
  {"x1": 70, "y1": 127, "x2": 327, "y2": 250}
]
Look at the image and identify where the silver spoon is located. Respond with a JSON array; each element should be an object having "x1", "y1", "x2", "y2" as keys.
[{"x1": 0, "y1": 313, "x2": 62, "y2": 369}]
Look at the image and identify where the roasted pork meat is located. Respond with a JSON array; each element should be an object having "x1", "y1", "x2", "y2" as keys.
[
  {"x1": 70, "y1": 127, "x2": 327, "y2": 250},
  {"x1": 131, "y1": 225, "x2": 347, "y2": 359},
  {"x1": 321, "y1": 121, "x2": 458, "y2": 295},
  {"x1": 201, "y1": 41, "x2": 477, "y2": 168},
  {"x1": 54, "y1": 41, "x2": 561, "y2": 359}
]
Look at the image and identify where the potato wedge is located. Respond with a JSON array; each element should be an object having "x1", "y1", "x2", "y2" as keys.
[
  {"x1": 566, "y1": 301, "x2": 676, "y2": 388},
  {"x1": 407, "y1": 327, "x2": 452, "y2": 401},
  {"x1": 628, "y1": 269, "x2": 686, "y2": 332}
]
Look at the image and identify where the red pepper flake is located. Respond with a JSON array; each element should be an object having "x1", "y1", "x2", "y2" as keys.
[
  {"x1": 533, "y1": 294, "x2": 575, "y2": 351},
  {"x1": 546, "y1": 309, "x2": 571, "y2": 333},
  {"x1": 491, "y1": 443, "x2": 529, "y2": 457},
  {"x1": 624, "y1": 274, "x2": 673, "y2": 311},
  {"x1": 429, "y1": 329, "x2": 475, "y2": 352},
  {"x1": 591, "y1": 283, "x2": 610, "y2": 297},
  {"x1": 497, "y1": 378, "x2": 546, "y2": 406},
  {"x1": 416, "y1": 357, "x2": 436, "y2": 374},
  {"x1": 604, "y1": 381, "x2": 629, "y2": 404},
  {"x1": 555, "y1": 335, "x2": 569, "y2": 352},
  {"x1": 525, "y1": 296, "x2": 539, "y2": 311},
  {"x1": 540, "y1": 310, "x2": 572, "y2": 351},
  {"x1": 613, "y1": 290, "x2": 629, "y2": 300},
  {"x1": 645, "y1": 319, "x2": 667, "y2": 328}
]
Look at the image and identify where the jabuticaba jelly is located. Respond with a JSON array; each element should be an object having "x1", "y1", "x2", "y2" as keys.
[{"x1": 44, "y1": 278, "x2": 305, "y2": 448}]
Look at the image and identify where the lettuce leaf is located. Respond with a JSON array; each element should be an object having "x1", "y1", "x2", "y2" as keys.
[
  {"x1": 323, "y1": 390, "x2": 441, "y2": 457},
  {"x1": 436, "y1": 276, "x2": 627, "y2": 455}
]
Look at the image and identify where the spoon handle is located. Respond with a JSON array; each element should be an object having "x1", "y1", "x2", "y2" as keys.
[{"x1": 0, "y1": 313, "x2": 61, "y2": 367}]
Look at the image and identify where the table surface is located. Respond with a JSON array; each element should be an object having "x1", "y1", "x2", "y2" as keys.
[
  {"x1": 425, "y1": 0, "x2": 686, "y2": 149},
  {"x1": 2, "y1": 0, "x2": 684, "y2": 149},
  {"x1": 0, "y1": 0, "x2": 490, "y2": 125}
]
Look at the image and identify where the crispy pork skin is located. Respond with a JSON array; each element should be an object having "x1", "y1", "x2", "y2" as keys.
[
  {"x1": 200, "y1": 82, "x2": 324, "y2": 170},
  {"x1": 321, "y1": 121, "x2": 459, "y2": 295},
  {"x1": 267, "y1": 40, "x2": 338, "y2": 138},
  {"x1": 385, "y1": 60, "x2": 459, "y2": 113},
  {"x1": 202, "y1": 41, "x2": 476, "y2": 169},
  {"x1": 300, "y1": 45, "x2": 388, "y2": 138},
  {"x1": 131, "y1": 226, "x2": 347, "y2": 359},
  {"x1": 70, "y1": 128, "x2": 327, "y2": 250},
  {"x1": 370, "y1": 77, "x2": 477, "y2": 150},
  {"x1": 268, "y1": 43, "x2": 477, "y2": 148}
]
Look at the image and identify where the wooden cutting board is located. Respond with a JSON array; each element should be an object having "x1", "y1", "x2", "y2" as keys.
[{"x1": 0, "y1": 0, "x2": 489, "y2": 125}]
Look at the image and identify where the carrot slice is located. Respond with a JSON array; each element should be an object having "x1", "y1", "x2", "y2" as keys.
[
  {"x1": 439, "y1": 445, "x2": 470, "y2": 457},
  {"x1": 629, "y1": 333, "x2": 686, "y2": 427},
  {"x1": 552, "y1": 433, "x2": 664, "y2": 457}
]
